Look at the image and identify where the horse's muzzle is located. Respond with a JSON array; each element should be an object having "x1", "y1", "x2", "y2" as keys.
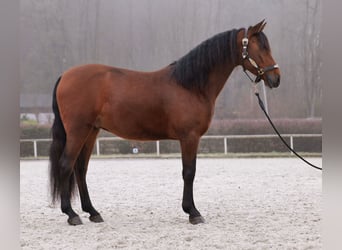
[{"x1": 266, "y1": 73, "x2": 280, "y2": 88}]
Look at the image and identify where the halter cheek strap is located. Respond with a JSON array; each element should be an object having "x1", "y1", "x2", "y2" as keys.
[{"x1": 241, "y1": 28, "x2": 279, "y2": 83}]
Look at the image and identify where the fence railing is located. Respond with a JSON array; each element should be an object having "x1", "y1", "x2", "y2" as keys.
[{"x1": 20, "y1": 134, "x2": 322, "y2": 158}]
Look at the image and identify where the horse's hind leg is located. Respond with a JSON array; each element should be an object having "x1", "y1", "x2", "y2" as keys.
[
  {"x1": 59, "y1": 128, "x2": 92, "y2": 225},
  {"x1": 75, "y1": 128, "x2": 104, "y2": 223},
  {"x1": 59, "y1": 152, "x2": 82, "y2": 225}
]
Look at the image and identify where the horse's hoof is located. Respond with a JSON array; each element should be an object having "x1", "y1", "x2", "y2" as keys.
[
  {"x1": 67, "y1": 216, "x2": 83, "y2": 226},
  {"x1": 89, "y1": 214, "x2": 104, "y2": 223},
  {"x1": 189, "y1": 215, "x2": 205, "y2": 225}
]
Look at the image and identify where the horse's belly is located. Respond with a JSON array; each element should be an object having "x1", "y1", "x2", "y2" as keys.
[
  {"x1": 99, "y1": 103, "x2": 173, "y2": 141},
  {"x1": 102, "y1": 123, "x2": 172, "y2": 141}
]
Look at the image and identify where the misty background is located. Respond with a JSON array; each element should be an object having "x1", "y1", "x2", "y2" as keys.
[{"x1": 20, "y1": 0, "x2": 322, "y2": 122}]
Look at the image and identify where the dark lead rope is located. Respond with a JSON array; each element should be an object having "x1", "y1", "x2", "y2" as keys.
[
  {"x1": 255, "y1": 92, "x2": 322, "y2": 171},
  {"x1": 240, "y1": 27, "x2": 321, "y2": 170}
]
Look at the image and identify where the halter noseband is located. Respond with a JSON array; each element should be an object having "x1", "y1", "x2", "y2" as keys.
[{"x1": 241, "y1": 28, "x2": 279, "y2": 83}]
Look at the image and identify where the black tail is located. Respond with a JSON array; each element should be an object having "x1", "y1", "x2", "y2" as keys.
[{"x1": 49, "y1": 76, "x2": 76, "y2": 203}]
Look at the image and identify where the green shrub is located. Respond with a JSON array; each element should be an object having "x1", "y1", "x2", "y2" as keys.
[{"x1": 21, "y1": 125, "x2": 51, "y2": 139}]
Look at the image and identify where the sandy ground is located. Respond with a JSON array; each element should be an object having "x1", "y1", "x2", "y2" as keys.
[{"x1": 20, "y1": 158, "x2": 322, "y2": 250}]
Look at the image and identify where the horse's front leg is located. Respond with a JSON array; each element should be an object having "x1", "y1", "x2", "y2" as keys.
[{"x1": 180, "y1": 135, "x2": 205, "y2": 224}]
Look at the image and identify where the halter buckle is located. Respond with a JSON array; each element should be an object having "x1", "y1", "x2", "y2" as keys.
[
  {"x1": 242, "y1": 37, "x2": 249, "y2": 59},
  {"x1": 242, "y1": 37, "x2": 248, "y2": 46}
]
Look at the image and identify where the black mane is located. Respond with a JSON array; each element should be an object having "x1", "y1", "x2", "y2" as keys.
[{"x1": 170, "y1": 29, "x2": 241, "y2": 90}]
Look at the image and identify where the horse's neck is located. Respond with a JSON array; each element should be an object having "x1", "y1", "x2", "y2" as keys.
[{"x1": 205, "y1": 63, "x2": 237, "y2": 103}]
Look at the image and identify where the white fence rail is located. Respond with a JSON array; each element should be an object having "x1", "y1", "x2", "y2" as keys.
[{"x1": 20, "y1": 134, "x2": 322, "y2": 158}]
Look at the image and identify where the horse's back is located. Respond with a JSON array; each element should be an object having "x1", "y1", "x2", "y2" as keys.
[
  {"x1": 61, "y1": 64, "x2": 124, "y2": 85},
  {"x1": 56, "y1": 64, "x2": 172, "y2": 137}
]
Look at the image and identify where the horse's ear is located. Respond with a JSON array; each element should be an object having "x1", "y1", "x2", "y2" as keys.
[{"x1": 249, "y1": 19, "x2": 267, "y2": 35}]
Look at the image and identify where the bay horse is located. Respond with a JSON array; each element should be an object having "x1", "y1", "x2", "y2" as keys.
[{"x1": 49, "y1": 20, "x2": 280, "y2": 225}]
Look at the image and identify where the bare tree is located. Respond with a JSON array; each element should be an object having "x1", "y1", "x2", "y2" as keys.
[
  {"x1": 20, "y1": 0, "x2": 322, "y2": 119},
  {"x1": 302, "y1": 0, "x2": 322, "y2": 117}
]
